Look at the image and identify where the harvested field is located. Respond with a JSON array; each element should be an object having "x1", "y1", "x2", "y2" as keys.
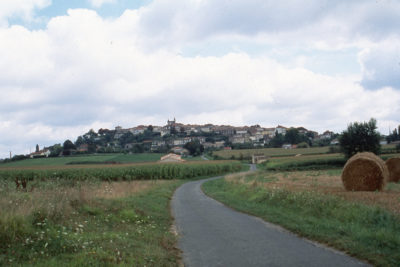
[{"x1": 225, "y1": 169, "x2": 400, "y2": 215}]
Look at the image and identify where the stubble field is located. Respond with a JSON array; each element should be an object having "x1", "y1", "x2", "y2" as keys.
[{"x1": 225, "y1": 169, "x2": 400, "y2": 214}]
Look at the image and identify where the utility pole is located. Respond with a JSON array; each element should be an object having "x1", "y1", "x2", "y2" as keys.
[{"x1": 9, "y1": 151, "x2": 12, "y2": 159}]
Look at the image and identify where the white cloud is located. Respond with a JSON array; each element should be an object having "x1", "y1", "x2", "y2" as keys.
[
  {"x1": 1, "y1": 3, "x2": 400, "y2": 158},
  {"x1": 87, "y1": 0, "x2": 117, "y2": 8},
  {"x1": 134, "y1": 0, "x2": 400, "y2": 50},
  {"x1": 359, "y1": 40, "x2": 400, "y2": 90},
  {"x1": 0, "y1": 0, "x2": 51, "y2": 26}
]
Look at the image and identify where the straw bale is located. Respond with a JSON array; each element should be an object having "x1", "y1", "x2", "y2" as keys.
[
  {"x1": 341, "y1": 152, "x2": 388, "y2": 191},
  {"x1": 386, "y1": 157, "x2": 400, "y2": 182}
]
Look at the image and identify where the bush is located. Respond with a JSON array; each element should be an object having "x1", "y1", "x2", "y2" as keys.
[{"x1": 297, "y1": 142, "x2": 309, "y2": 148}]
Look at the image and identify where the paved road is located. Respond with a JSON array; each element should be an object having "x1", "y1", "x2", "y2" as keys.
[{"x1": 171, "y1": 169, "x2": 369, "y2": 267}]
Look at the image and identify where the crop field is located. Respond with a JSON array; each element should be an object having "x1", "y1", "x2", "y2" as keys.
[
  {"x1": 0, "y1": 153, "x2": 165, "y2": 168},
  {"x1": 212, "y1": 146, "x2": 330, "y2": 159},
  {"x1": 0, "y1": 160, "x2": 243, "y2": 265},
  {"x1": 203, "y1": 168, "x2": 400, "y2": 266},
  {"x1": 0, "y1": 161, "x2": 242, "y2": 185}
]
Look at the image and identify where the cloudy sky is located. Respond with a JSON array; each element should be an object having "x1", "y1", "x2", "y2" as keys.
[{"x1": 1, "y1": 0, "x2": 400, "y2": 158}]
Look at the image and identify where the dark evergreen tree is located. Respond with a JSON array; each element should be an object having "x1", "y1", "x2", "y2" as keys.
[{"x1": 339, "y1": 118, "x2": 381, "y2": 159}]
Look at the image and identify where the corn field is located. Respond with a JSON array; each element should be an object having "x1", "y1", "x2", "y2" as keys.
[{"x1": 0, "y1": 161, "x2": 242, "y2": 183}]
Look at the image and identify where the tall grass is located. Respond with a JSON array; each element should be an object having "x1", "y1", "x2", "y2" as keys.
[{"x1": 0, "y1": 179, "x2": 184, "y2": 265}]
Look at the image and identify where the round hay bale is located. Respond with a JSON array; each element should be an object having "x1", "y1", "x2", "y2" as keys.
[
  {"x1": 341, "y1": 152, "x2": 389, "y2": 191},
  {"x1": 386, "y1": 157, "x2": 400, "y2": 182}
]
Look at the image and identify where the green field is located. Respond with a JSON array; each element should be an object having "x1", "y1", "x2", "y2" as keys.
[
  {"x1": 213, "y1": 146, "x2": 330, "y2": 159},
  {"x1": 212, "y1": 144, "x2": 399, "y2": 160},
  {"x1": 0, "y1": 153, "x2": 165, "y2": 168},
  {"x1": 0, "y1": 161, "x2": 242, "y2": 183},
  {"x1": 260, "y1": 152, "x2": 400, "y2": 171}
]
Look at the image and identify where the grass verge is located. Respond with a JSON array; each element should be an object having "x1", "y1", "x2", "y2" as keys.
[
  {"x1": 0, "y1": 180, "x2": 184, "y2": 266},
  {"x1": 202, "y1": 178, "x2": 400, "y2": 266}
]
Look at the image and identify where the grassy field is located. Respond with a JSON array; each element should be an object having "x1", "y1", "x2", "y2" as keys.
[
  {"x1": 0, "y1": 153, "x2": 165, "y2": 168},
  {"x1": 0, "y1": 178, "x2": 184, "y2": 266},
  {"x1": 212, "y1": 144, "x2": 399, "y2": 160},
  {"x1": 203, "y1": 170, "x2": 400, "y2": 266},
  {"x1": 212, "y1": 146, "x2": 330, "y2": 159},
  {"x1": 260, "y1": 153, "x2": 345, "y2": 171}
]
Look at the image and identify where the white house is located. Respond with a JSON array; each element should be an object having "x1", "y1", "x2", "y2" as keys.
[{"x1": 276, "y1": 125, "x2": 287, "y2": 135}]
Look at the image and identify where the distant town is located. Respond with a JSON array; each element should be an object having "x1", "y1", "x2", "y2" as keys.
[{"x1": 24, "y1": 118, "x2": 342, "y2": 159}]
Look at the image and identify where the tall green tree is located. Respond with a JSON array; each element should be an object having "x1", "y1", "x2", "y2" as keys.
[
  {"x1": 49, "y1": 144, "x2": 62, "y2": 157},
  {"x1": 75, "y1": 136, "x2": 85, "y2": 147},
  {"x1": 284, "y1": 128, "x2": 300, "y2": 144},
  {"x1": 339, "y1": 118, "x2": 381, "y2": 159},
  {"x1": 184, "y1": 140, "x2": 204, "y2": 156},
  {"x1": 270, "y1": 131, "x2": 285, "y2": 148},
  {"x1": 63, "y1": 140, "x2": 76, "y2": 156}
]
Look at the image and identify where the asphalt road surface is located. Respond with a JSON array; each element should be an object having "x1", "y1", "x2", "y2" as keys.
[{"x1": 171, "y1": 169, "x2": 369, "y2": 267}]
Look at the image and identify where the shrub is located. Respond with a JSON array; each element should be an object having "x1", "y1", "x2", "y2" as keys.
[{"x1": 297, "y1": 142, "x2": 309, "y2": 148}]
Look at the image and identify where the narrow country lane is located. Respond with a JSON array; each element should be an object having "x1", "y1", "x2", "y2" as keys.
[{"x1": 171, "y1": 167, "x2": 369, "y2": 267}]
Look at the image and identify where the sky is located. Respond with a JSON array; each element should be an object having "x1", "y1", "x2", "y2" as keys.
[{"x1": 1, "y1": 0, "x2": 400, "y2": 158}]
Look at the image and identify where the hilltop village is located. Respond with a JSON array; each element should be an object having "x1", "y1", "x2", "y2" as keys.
[{"x1": 29, "y1": 119, "x2": 338, "y2": 158}]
